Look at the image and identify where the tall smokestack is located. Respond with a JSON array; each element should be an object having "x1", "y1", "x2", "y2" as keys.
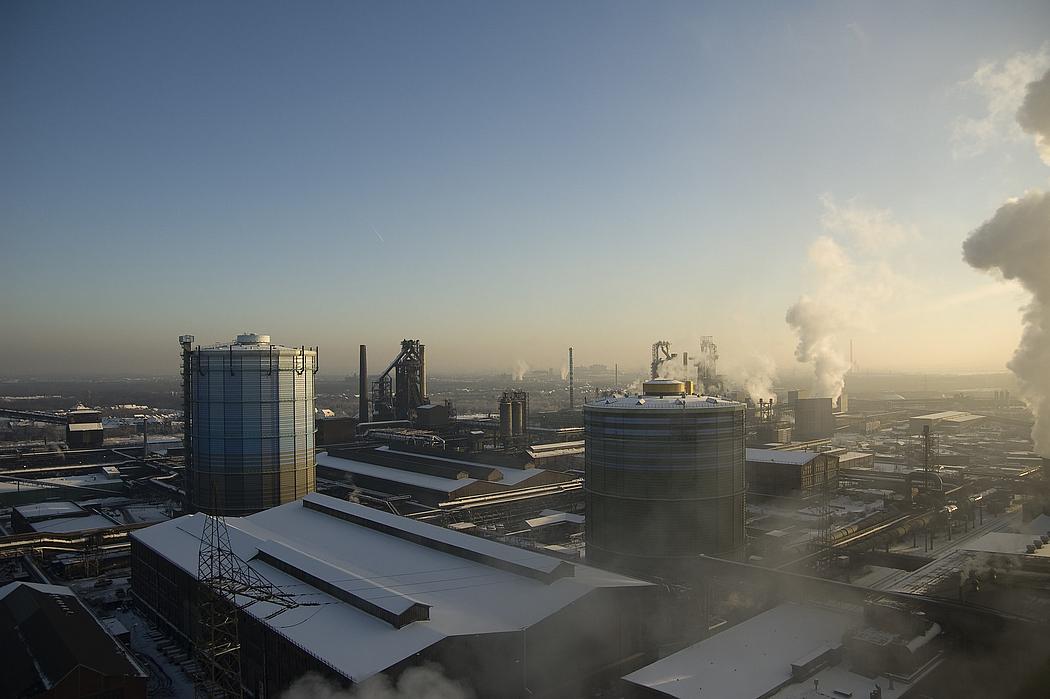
[
  {"x1": 359, "y1": 344, "x2": 369, "y2": 422},
  {"x1": 569, "y1": 347, "x2": 574, "y2": 410}
]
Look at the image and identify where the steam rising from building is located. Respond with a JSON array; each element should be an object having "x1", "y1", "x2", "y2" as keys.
[
  {"x1": 281, "y1": 665, "x2": 474, "y2": 699},
  {"x1": 737, "y1": 354, "x2": 778, "y2": 404},
  {"x1": 1018, "y1": 68, "x2": 1050, "y2": 163},
  {"x1": 786, "y1": 196, "x2": 913, "y2": 400},
  {"x1": 963, "y1": 190, "x2": 1050, "y2": 455},
  {"x1": 512, "y1": 359, "x2": 530, "y2": 381},
  {"x1": 963, "y1": 70, "x2": 1050, "y2": 456}
]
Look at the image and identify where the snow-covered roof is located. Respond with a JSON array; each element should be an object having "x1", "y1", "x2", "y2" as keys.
[
  {"x1": 525, "y1": 512, "x2": 585, "y2": 528},
  {"x1": 14, "y1": 501, "x2": 85, "y2": 520},
  {"x1": 623, "y1": 602, "x2": 862, "y2": 699},
  {"x1": 31, "y1": 514, "x2": 116, "y2": 533},
  {"x1": 963, "y1": 532, "x2": 1050, "y2": 557},
  {"x1": 316, "y1": 453, "x2": 476, "y2": 494},
  {"x1": 586, "y1": 394, "x2": 743, "y2": 411},
  {"x1": 745, "y1": 448, "x2": 820, "y2": 466},
  {"x1": 132, "y1": 492, "x2": 648, "y2": 682},
  {"x1": 318, "y1": 451, "x2": 555, "y2": 491}
]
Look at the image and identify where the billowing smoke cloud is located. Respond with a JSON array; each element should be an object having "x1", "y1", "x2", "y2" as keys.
[
  {"x1": 963, "y1": 191, "x2": 1050, "y2": 455},
  {"x1": 736, "y1": 354, "x2": 779, "y2": 404},
  {"x1": 786, "y1": 196, "x2": 912, "y2": 400},
  {"x1": 281, "y1": 664, "x2": 474, "y2": 699},
  {"x1": 512, "y1": 360, "x2": 529, "y2": 381},
  {"x1": 786, "y1": 297, "x2": 851, "y2": 400},
  {"x1": 951, "y1": 44, "x2": 1050, "y2": 158},
  {"x1": 1017, "y1": 68, "x2": 1050, "y2": 164},
  {"x1": 560, "y1": 364, "x2": 569, "y2": 381}
]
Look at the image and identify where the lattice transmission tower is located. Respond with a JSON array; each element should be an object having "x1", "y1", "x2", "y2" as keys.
[{"x1": 195, "y1": 510, "x2": 304, "y2": 698}]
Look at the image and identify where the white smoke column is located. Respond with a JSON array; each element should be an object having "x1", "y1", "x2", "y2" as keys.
[
  {"x1": 737, "y1": 354, "x2": 779, "y2": 404},
  {"x1": 512, "y1": 360, "x2": 529, "y2": 381},
  {"x1": 560, "y1": 364, "x2": 569, "y2": 381},
  {"x1": 786, "y1": 296, "x2": 850, "y2": 401},
  {"x1": 786, "y1": 197, "x2": 912, "y2": 401},
  {"x1": 1018, "y1": 68, "x2": 1050, "y2": 164},
  {"x1": 963, "y1": 191, "x2": 1050, "y2": 455},
  {"x1": 281, "y1": 663, "x2": 475, "y2": 699}
]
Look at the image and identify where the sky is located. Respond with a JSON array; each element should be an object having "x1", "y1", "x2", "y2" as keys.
[{"x1": 2, "y1": 1, "x2": 1049, "y2": 380}]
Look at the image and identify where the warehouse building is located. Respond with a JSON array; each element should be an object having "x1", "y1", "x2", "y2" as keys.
[
  {"x1": 908, "y1": 411, "x2": 985, "y2": 434},
  {"x1": 131, "y1": 492, "x2": 664, "y2": 697},
  {"x1": 316, "y1": 446, "x2": 577, "y2": 507},
  {"x1": 0, "y1": 582, "x2": 147, "y2": 698},
  {"x1": 745, "y1": 448, "x2": 839, "y2": 498},
  {"x1": 623, "y1": 600, "x2": 942, "y2": 699},
  {"x1": 11, "y1": 500, "x2": 117, "y2": 534}
]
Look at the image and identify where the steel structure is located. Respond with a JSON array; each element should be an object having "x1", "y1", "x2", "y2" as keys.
[
  {"x1": 371, "y1": 340, "x2": 428, "y2": 422},
  {"x1": 649, "y1": 341, "x2": 676, "y2": 380},
  {"x1": 568, "y1": 347, "x2": 574, "y2": 409},
  {"x1": 195, "y1": 508, "x2": 301, "y2": 698},
  {"x1": 696, "y1": 336, "x2": 722, "y2": 394}
]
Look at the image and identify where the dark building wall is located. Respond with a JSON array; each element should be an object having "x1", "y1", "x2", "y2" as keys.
[
  {"x1": 745, "y1": 453, "x2": 839, "y2": 498},
  {"x1": 42, "y1": 666, "x2": 146, "y2": 699},
  {"x1": 316, "y1": 417, "x2": 359, "y2": 447},
  {"x1": 65, "y1": 427, "x2": 104, "y2": 449}
]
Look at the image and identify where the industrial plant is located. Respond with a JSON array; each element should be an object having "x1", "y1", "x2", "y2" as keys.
[{"x1": 1, "y1": 330, "x2": 1048, "y2": 698}]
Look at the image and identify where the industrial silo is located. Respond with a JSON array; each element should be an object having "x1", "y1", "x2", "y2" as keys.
[
  {"x1": 181, "y1": 333, "x2": 317, "y2": 516},
  {"x1": 584, "y1": 379, "x2": 746, "y2": 580}
]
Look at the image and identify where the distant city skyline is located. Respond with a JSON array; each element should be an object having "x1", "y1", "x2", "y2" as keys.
[{"x1": 2, "y1": 2, "x2": 1049, "y2": 384}]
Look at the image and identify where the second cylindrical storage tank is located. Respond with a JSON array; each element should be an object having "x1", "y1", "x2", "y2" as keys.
[
  {"x1": 499, "y1": 398, "x2": 513, "y2": 441},
  {"x1": 511, "y1": 399, "x2": 524, "y2": 436},
  {"x1": 186, "y1": 333, "x2": 316, "y2": 516},
  {"x1": 584, "y1": 379, "x2": 746, "y2": 580}
]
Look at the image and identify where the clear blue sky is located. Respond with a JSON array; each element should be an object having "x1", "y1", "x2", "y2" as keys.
[{"x1": 2, "y1": 1, "x2": 1048, "y2": 377}]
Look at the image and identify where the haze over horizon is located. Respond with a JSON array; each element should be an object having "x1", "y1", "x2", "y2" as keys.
[{"x1": 3, "y1": 2, "x2": 1049, "y2": 381}]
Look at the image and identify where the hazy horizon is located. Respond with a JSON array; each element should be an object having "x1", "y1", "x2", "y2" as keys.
[{"x1": 3, "y1": 2, "x2": 1049, "y2": 385}]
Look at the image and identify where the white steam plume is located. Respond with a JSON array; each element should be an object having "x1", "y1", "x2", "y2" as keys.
[
  {"x1": 512, "y1": 360, "x2": 529, "y2": 381},
  {"x1": 951, "y1": 43, "x2": 1050, "y2": 159},
  {"x1": 560, "y1": 364, "x2": 569, "y2": 381},
  {"x1": 281, "y1": 664, "x2": 474, "y2": 699},
  {"x1": 1017, "y1": 68, "x2": 1050, "y2": 164},
  {"x1": 786, "y1": 196, "x2": 913, "y2": 401},
  {"x1": 963, "y1": 190, "x2": 1050, "y2": 455},
  {"x1": 736, "y1": 354, "x2": 779, "y2": 404}
]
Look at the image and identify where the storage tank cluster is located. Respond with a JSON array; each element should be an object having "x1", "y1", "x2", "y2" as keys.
[
  {"x1": 180, "y1": 333, "x2": 317, "y2": 516},
  {"x1": 499, "y1": 390, "x2": 529, "y2": 442},
  {"x1": 584, "y1": 378, "x2": 746, "y2": 581}
]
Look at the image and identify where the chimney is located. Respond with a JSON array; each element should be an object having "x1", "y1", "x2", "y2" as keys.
[{"x1": 359, "y1": 345, "x2": 369, "y2": 423}]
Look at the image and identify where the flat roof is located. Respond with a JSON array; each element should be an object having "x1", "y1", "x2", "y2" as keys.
[
  {"x1": 67, "y1": 422, "x2": 104, "y2": 431},
  {"x1": 132, "y1": 492, "x2": 649, "y2": 682},
  {"x1": 317, "y1": 452, "x2": 477, "y2": 494},
  {"x1": 319, "y1": 450, "x2": 557, "y2": 492},
  {"x1": 623, "y1": 602, "x2": 862, "y2": 699},
  {"x1": 14, "y1": 501, "x2": 85, "y2": 520},
  {"x1": 963, "y1": 532, "x2": 1050, "y2": 557},
  {"x1": 745, "y1": 448, "x2": 820, "y2": 466},
  {"x1": 31, "y1": 514, "x2": 116, "y2": 533}
]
